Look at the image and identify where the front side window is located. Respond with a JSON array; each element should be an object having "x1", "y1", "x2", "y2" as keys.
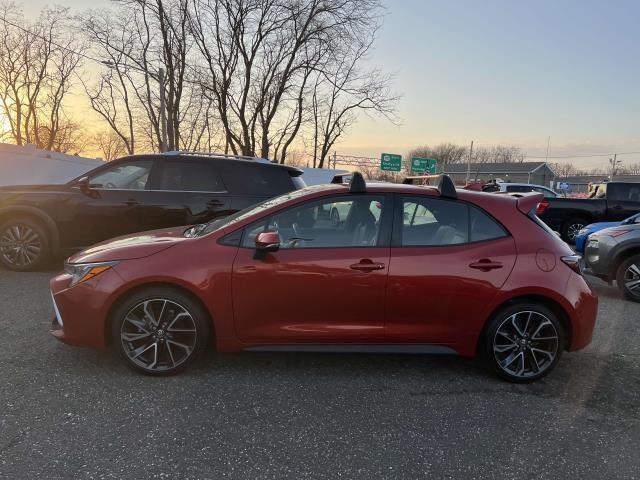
[
  {"x1": 400, "y1": 197, "x2": 468, "y2": 246},
  {"x1": 89, "y1": 160, "x2": 152, "y2": 190},
  {"x1": 158, "y1": 160, "x2": 225, "y2": 192},
  {"x1": 242, "y1": 195, "x2": 386, "y2": 249}
]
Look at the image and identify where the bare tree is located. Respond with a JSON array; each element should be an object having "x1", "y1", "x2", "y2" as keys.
[
  {"x1": 94, "y1": 130, "x2": 129, "y2": 160},
  {"x1": 0, "y1": 3, "x2": 83, "y2": 150},
  {"x1": 549, "y1": 161, "x2": 577, "y2": 178}
]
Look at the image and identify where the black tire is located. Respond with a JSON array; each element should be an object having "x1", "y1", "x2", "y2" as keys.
[
  {"x1": 562, "y1": 217, "x2": 587, "y2": 244},
  {"x1": 483, "y1": 302, "x2": 564, "y2": 383},
  {"x1": 615, "y1": 254, "x2": 640, "y2": 302},
  {"x1": 111, "y1": 286, "x2": 211, "y2": 376},
  {"x1": 0, "y1": 217, "x2": 50, "y2": 271}
]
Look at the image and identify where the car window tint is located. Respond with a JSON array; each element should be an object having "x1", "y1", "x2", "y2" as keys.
[
  {"x1": 400, "y1": 197, "x2": 469, "y2": 246},
  {"x1": 470, "y1": 206, "x2": 507, "y2": 242},
  {"x1": 158, "y1": 160, "x2": 225, "y2": 192},
  {"x1": 89, "y1": 160, "x2": 152, "y2": 190},
  {"x1": 506, "y1": 185, "x2": 530, "y2": 193},
  {"x1": 532, "y1": 186, "x2": 555, "y2": 197},
  {"x1": 242, "y1": 196, "x2": 386, "y2": 249},
  {"x1": 220, "y1": 163, "x2": 293, "y2": 196}
]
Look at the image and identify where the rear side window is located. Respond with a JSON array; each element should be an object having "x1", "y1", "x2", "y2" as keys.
[
  {"x1": 470, "y1": 206, "x2": 507, "y2": 242},
  {"x1": 158, "y1": 160, "x2": 225, "y2": 192},
  {"x1": 505, "y1": 185, "x2": 531, "y2": 193},
  {"x1": 220, "y1": 163, "x2": 294, "y2": 196},
  {"x1": 608, "y1": 184, "x2": 640, "y2": 202},
  {"x1": 399, "y1": 197, "x2": 469, "y2": 246}
]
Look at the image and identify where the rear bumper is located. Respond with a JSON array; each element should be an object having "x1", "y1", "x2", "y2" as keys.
[{"x1": 565, "y1": 274, "x2": 598, "y2": 351}]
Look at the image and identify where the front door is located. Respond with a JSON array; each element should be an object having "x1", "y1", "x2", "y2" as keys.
[
  {"x1": 232, "y1": 194, "x2": 391, "y2": 344},
  {"x1": 385, "y1": 195, "x2": 516, "y2": 347},
  {"x1": 58, "y1": 159, "x2": 156, "y2": 248}
]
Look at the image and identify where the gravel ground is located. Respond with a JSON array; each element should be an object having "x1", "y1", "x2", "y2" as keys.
[{"x1": 0, "y1": 269, "x2": 639, "y2": 479}]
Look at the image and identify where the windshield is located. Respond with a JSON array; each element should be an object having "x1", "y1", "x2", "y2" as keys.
[{"x1": 192, "y1": 185, "x2": 337, "y2": 237}]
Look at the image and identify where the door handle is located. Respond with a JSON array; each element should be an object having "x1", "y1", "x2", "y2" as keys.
[
  {"x1": 350, "y1": 260, "x2": 385, "y2": 272},
  {"x1": 469, "y1": 259, "x2": 503, "y2": 271},
  {"x1": 125, "y1": 199, "x2": 140, "y2": 207}
]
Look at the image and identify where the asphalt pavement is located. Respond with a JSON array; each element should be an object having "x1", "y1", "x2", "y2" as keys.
[{"x1": 0, "y1": 268, "x2": 639, "y2": 479}]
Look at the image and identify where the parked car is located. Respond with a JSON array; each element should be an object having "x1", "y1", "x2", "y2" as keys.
[
  {"x1": 50, "y1": 174, "x2": 597, "y2": 382},
  {"x1": 483, "y1": 182, "x2": 560, "y2": 198},
  {"x1": 574, "y1": 213, "x2": 640, "y2": 254},
  {"x1": 584, "y1": 223, "x2": 640, "y2": 302},
  {"x1": 0, "y1": 153, "x2": 305, "y2": 271},
  {"x1": 537, "y1": 181, "x2": 640, "y2": 243}
]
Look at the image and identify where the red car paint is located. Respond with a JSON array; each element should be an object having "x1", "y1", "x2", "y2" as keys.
[{"x1": 50, "y1": 183, "x2": 597, "y2": 358}]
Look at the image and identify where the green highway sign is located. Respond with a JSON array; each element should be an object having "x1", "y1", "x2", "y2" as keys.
[
  {"x1": 381, "y1": 153, "x2": 402, "y2": 172},
  {"x1": 410, "y1": 157, "x2": 437, "y2": 174}
]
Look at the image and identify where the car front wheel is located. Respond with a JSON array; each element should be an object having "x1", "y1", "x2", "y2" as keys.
[
  {"x1": 616, "y1": 255, "x2": 640, "y2": 302},
  {"x1": 562, "y1": 218, "x2": 586, "y2": 244},
  {"x1": 484, "y1": 303, "x2": 564, "y2": 383},
  {"x1": 111, "y1": 287, "x2": 210, "y2": 375}
]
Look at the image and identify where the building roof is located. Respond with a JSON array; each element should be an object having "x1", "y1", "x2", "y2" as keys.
[{"x1": 442, "y1": 162, "x2": 551, "y2": 174}]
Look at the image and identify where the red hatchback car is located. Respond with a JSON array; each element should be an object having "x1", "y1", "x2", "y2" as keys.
[{"x1": 50, "y1": 174, "x2": 597, "y2": 382}]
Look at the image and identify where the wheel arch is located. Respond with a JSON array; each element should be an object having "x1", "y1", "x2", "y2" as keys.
[
  {"x1": 608, "y1": 244, "x2": 640, "y2": 280},
  {"x1": 104, "y1": 281, "x2": 215, "y2": 347},
  {"x1": 0, "y1": 206, "x2": 60, "y2": 253},
  {"x1": 476, "y1": 294, "x2": 572, "y2": 355}
]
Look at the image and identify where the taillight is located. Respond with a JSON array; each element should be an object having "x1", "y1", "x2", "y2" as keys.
[
  {"x1": 536, "y1": 201, "x2": 550, "y2": 215},
  {"x1": 561, "y1": 255, "x2": 582, "y2": 274}
]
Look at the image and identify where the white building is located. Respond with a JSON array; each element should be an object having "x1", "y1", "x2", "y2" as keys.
[{"x1": 0, "y1": 143, "x2": 104, "y2": 186}]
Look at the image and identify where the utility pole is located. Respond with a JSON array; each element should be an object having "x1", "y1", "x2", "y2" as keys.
[
  {"x1": 609, "y1": 154, "x2": 619, "y2": 180},
  {"x1": 158, "y1": 68, "x2": 168, "y2": 153},
  {"x1": 465, "y1": 140, "x2": 473, "y2": 184},
  {"x1": 545, "y1": 136, "x2": 551, "y2": 164}
]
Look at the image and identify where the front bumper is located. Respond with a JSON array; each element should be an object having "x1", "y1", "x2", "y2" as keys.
[
  {"x1": 49, "y1": 268, "x2": 124, "y2": 348},
  {"x1": 584, "y1": 235, "x2": 617, "y2": 279}
]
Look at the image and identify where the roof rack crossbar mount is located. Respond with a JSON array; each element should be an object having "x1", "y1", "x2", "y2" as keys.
[
  {"x1": 437, "y1": 174, "x2": 457, "y2": 199},
  {"x1": 349, "y1": 172, "x2": 366, "y2": 193}
]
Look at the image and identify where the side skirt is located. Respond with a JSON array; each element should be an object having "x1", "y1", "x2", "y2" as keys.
[{"x1": 243, "y1": 344, "x2": 457, "y2": 355}]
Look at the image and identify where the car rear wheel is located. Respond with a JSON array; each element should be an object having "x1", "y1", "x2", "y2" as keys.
[
  {"x1": 484, "y1": 303, "x2": 564, "y2": 383},
  {"x1": 562, "y1": 218, "x2": 586, "y2": 244},
  {"x1": 0, "y1": 218, "x2": 50, "y2": 271},
  {"x1": 615, "y1": 255, "x2": 640, "y2": 302},
  {"x1": 111, "y1": 287, "x2": 210, "y2": 375}
]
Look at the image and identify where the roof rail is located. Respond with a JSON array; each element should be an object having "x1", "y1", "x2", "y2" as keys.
[{"x1": 162, "y1": 150, "x2": 269, "y2": 162}]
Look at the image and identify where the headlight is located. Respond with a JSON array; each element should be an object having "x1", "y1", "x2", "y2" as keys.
[{"x1": 64, "y1": 261, "x2": 118, "y2": 286}]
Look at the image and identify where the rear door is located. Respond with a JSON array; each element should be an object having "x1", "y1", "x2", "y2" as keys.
[
  {"x1": 139, "y1": 158, "x2": 234, "y2": 230},
  {"x1": 231, "y1": 193, "x2": 391, "y2": 344},
  {"x1": 385, "y1": 195, "x2": 516, "y2": 346}
]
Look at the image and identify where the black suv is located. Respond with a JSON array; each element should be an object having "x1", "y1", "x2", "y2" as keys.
[{"x1": 0, "y1": 153, "x2": 305, "y2": 271}]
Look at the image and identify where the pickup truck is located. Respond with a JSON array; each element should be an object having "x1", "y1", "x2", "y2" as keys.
[{"x1": 538, "y1": 181, "x2": 640, "y2": 243}]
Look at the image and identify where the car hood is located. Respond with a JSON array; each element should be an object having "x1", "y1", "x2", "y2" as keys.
[
  {"x1": 68, "y1": 227, "x2": 189, "y2": 263},
  {"x1": 583, "y1": 221, "x2": 620, "y2": 233}
]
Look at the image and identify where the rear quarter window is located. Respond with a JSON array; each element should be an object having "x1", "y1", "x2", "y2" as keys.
[
  {"x1": 220, "y1": 163, "x2": 294, "y2": 196},
  {"x1": 470, "y1": 206, "x2": 508, "y2": 242}
]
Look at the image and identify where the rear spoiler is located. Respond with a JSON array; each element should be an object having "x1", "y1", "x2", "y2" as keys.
[{"x1": 513, "y1": 192, "x2": 544, "y2": 214}]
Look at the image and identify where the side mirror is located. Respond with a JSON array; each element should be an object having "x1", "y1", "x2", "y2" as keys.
[
  {"x1": 77, "y1": 176, "x2": 91, "y2": 195},
  {"x1": 255, "y1": 231, "x2": 280, "y2": 253}
]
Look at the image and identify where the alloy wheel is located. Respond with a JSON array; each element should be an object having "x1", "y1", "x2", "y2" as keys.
[
  {"x1": 623, "y1": 263, "x2": 640, "y2": 297},
  {"x1": 120, "y1": 299, "x2": 198, "y2": 372},
  {"x1": 493, "y1": 310, "x2": 559, "y2": 379},
  {"x1": 567, "y1": 223, "x2": 584, "y2": 242},
  {"x1": 0, "y1": 224, "x2": 42, "y2": 268}
]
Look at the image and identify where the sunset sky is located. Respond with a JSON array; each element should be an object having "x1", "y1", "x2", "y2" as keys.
[{"x1": 25, "y1": 0, "x2": 640, "y2": 168}]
